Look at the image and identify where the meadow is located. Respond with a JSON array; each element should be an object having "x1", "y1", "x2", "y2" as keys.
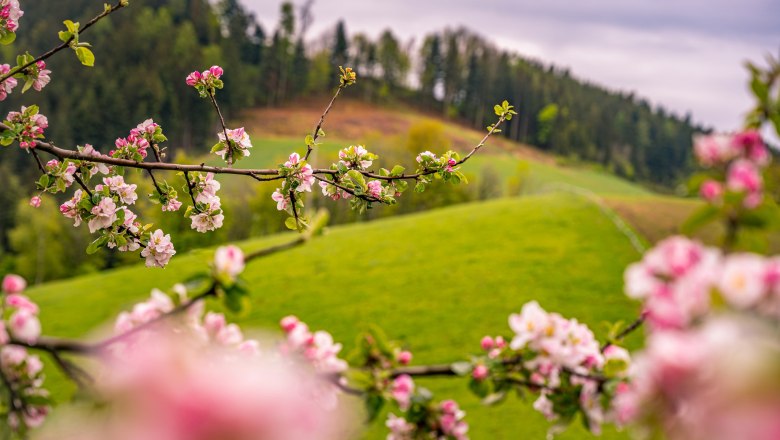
[{"x1": 28, "y1": 102, "x2": 680, "y2": 438}]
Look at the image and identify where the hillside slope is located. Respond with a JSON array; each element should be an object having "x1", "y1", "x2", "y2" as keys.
[{"x1": 31, "y1": 194, "x2": 641, "y2": 439}]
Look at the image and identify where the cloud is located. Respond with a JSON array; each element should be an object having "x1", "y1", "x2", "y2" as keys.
[{"x1": 243, "y1": 0, "x2": 779, "y2": 129}]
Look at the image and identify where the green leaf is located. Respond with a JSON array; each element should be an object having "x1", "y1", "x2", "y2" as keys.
[
  {"x1": 74, "y1": 47, "x2": 95, "y2": 67},
  {"x1": 390, "y1": 165, "x2": 405, "y2": 176},
  {"x1": 86, "y1": 235, "x2": 108, "y2": 254},
  {"x1": 0, "y1": 31, "x2": 15, "y2": 45},
  {"x1": 284, "y1": 216, "x2": 298, "y2": 230},
  {"x1": 63, "y1": 20, "x2": 79, "y2": 33},
  {"x1": 21, "y1": 77, "x2": 34, "y2": 93},
  {"x1": 304, "y1": 134, "x2": 315, "y2": 146},
  {"x1": 58, "y1": 31, "x2": 73, "y2": 43},
  {"x1": 347, "y1": 170, "x2": 366, "y2": 188}
]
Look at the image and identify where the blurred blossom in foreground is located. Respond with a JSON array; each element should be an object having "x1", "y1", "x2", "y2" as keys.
[
  {"x1": 615, "y1": 315, "x2": 780, "y2": 440},
  {"x1": 36, "y1": 331, "x2": 350, "y2": 440}
]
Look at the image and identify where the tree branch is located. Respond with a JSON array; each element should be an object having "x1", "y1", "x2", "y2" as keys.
[
  {"x1": 0, "y1": 1, "x2": 128, "y2": 85},
  {"x1": 304, "y1": 84, "x2": 344, "y2": 161}
]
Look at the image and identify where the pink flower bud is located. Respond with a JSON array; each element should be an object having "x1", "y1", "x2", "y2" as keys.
[
  {"x1": 209, "y1": 65, "x2": 224, "y2": 78},
  {"x1": 2, "y1": 274, "x2": 26, "y2": 294},
  {"x1": 9, "y1": 309, "x2": 41, "y2": 343},
  {"x1": 397, "y1": 350, "x2": 412, "y2": 365},
  {"x1": 185, "y1": 71, "x2": 202, "y2": 86},
  {"x1": 699, "y1": 180, "x2": 723, "y2": 202},
  {"x1": 29, "y1": 196, "x2": 41, "y2": 208},
  {"x1": 480, "y1": 336, "x2": 495, "y2": 351},
  {"x1": 280, "y1": 315, "x2": 299, "y2": 333},
  {"x1": 472, "y1": 364, "x2": 489, "y2": 381},
  {"x1": 495, "y1": 336, "x2": 506, "y2": 348}
]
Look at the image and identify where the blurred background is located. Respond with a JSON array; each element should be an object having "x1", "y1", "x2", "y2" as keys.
[{"x1": 1, "y1": 2, "x2": 779, "y2": 437}]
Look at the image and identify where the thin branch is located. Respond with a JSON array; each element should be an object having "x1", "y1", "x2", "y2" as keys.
[
  {"x1": 304, "y1": 84, "x2": 344, "y2": 162},
  {"x1": 601, "y1": 315, "x2": 645, "y2": 352},
  {"x1": 146, "y1": 169, "x2": 164, "y2": 196},
  {"x1": 209, "y1": 91, "x2": 233, "y2": 166},
  {"x1": 183, "y1": 171, "x2": 198, "y2": 207},
  {"x1": 313, "y1": 175, "x2": 381, "y2": 203},
  {"x1": 244, "y1": 236, "x2": 306, "y2": 262},
  {"x1": 391, "y1": 363, "x2": 458, "y2": 378},
  {"x1": 71, "y1": 172, "x2": 93, "y2": 197},
  {"x1": 0, "y1": 1, "x2": 128, "y2": 85},
  {"x1": 30, "y1": 148, "x2": 46, "y2": 175}
]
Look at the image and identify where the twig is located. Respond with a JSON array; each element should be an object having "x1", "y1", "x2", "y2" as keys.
[
  {"x1": 304, "y1": 84, "x2": 344, "y2": 161},
  {"x1": 0, "y1": 1, "x2": 128, "y2": 85},
  {"x1": 313, "y1": 175, "x2": 381, "y2": 203},
  {"x1": 209, "y1": 91, "x2": 233, "y2": 166}
]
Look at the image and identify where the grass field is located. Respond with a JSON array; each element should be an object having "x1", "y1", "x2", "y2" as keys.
[{"x1": 29, "y1": 194, "x2": 643, "y2": 439}]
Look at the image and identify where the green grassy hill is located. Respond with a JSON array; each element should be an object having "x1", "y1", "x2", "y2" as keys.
[{"x1": 30, "y1": 194, "x2": 643, "y2": 439}]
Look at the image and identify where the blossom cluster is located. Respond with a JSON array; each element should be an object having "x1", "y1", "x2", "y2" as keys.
[
  {"x1": 414, "y1": 150, "x2": 467, "y2": 191},
  {"x1": 272, "y1": 152, "x2": 315, "y2": 214},
  {"x1": 317, "y1": 145, "x2": 408, "y2": 213},
  {"x1": 183, "y1": 171, "x2": 224, "y2": 233},
  {"x1": 614, "y1": 316, "x2": 780, "y2": 440},
  {"x1": 212, "y1": 126, "x2": 253, "y2": 163},
  {"x1": 59, "y1": 333, "x2": 344, "y2": 440},
  {"x1": 470, "y1": 302, "x2": 630, "y2": 434},
  {"x1": 3, "y1": 105, "x2": 47, "y2": 148},
  {"x1": 624, "y1": 235, "x2": 780, "y2": 329},
  {"x1": 386, "y1": 387, "x2": 470, "y2": 440},
  {"x1": 185, "y1": 65, "x2": 224, "y2": 97},
  {"x1": 0, "y1": 274, "x2": 50, "y2": 433},
  {"x1": 0, "y1": 0, "x2": 22, "y2": 34},
  {"x1": 279, "y1": 315, "x2": 348, "y2": 376},
  {"x1": 693, "y1": 130, "x2": 770, "y2": 209}
]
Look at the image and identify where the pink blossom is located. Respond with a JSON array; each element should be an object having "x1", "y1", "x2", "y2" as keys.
[
  {"x1": 215, "y1": 127, "x2": 252, "y2": 160},
  {"x1": 733, "y1": 129, "x2": 770, "y2": 166},
  {"x1": 140, "y1": 229, "x2": 176, "y2": 268},
  {"x1": 0, "y1": 63, "x2": 17, "y2": 100},
  {"x1": 693, "y1": 133, "x2": 737, "y2": 167},
  {"x1": 272, "y1": 188, "x2": 290, "y2": 211},
  {"x1": 208, "y1": 65, "x2": 223, "y2": 78},
  {"x1": 397, "y1": 350, "x2": 412, "y2": 365},
  {"x1": 391, "y1": 374, "x2": 415, "y2": 411},
  {"x1": 280, "y1": 315, "x2": 300, "y2": 333},
  {"x1": 189, "y1": 211, "x2": 224, "y2": 233},
  {"x1": 386, "y1": 413, "x2": 416, "y2": 440},
  {"x1": 699, "y1": 179, "x2": 723, "y2": 202},
  {"x1": 718, "y1": 254, "x2": 768, "y2": 308},
  {"x1": 60, "y1": 190, "x2": 83, "y2": 227},
  {"x1": 213, "y1": 245, "x2": 245, "y2": 280},
  {"x1": 31, "y1": 61, "x2": 51, "y2": 91},
  {"x1": 472, "y1": 364, "x2": 489, "y2": 381},
  {"x1": 162, "y1": 198, "x2": 182, "y2": 212},
  {"x1": 88, "y1": 197, "x2": 118, "y2": 233},
  {"x1": 28, "y1": 196, "x2": 41, "y2": 207},
  {"x1": 2, "y1": 274, "x2": 26, "y2": 294},
  {"x1": 79, "y1": 334, "x2": 346, "y2": 440},
  {"x1": 727, "y1": 159, "x2": 763, "y2": 193},
  {"x1": 9, "y1": 309, "x2": 41, "y2": 343},
  {"x1": 6, "y1": 294, "x2": 39, "y2": 314},
  {"x1": 367, "y1": 180, "x2": 383, "y2": 198},
  {"x1": 185, "y1": 70, "x2": 201, "y2": 86},
  {"x1": 480, "y1": 335, "x2": 495, "y2": 351}
]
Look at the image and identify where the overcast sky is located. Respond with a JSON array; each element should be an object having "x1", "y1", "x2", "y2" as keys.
[{"x1": 243, "y1": 0, "x2": 780, "y2": 130}]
